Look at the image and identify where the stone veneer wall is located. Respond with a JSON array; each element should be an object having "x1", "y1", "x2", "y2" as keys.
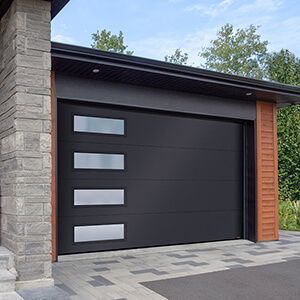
[{"x1": 0, "y1": 0, "x2": 52, "y2": 284}]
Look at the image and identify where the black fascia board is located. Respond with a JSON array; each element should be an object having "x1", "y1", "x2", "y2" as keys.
[{"x1": 51, "y1": 42, "x2": 300, "y2": 106}]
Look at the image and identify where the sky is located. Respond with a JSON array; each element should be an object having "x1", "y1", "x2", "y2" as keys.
[{"x1": 52, "y1": 0, "x2": 300, "y2": 65}]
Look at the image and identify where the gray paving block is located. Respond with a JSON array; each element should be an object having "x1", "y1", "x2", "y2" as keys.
[
  {"x1": 55, "y1": 284, "x2": 77, "y2": 296},
  {"x1": 222, "y1": 258, "x2": 253, "y2": 264},
  {"x1": 253, "y1": 244, "x2": 269, "y2": 249},
  {"x1": 18, "y1": 286, "x2": 70, "y2": 300},
  {"x1": 94, "y1": 267, "x2": 110, "y2": 272},
  {"x1": 247, "y1": 250, "x2": 281, "y2": 256},
  {"x1": 121, "y1": 256, "x2": 136, "y2": 260},
  {"x1": 173, "y1": 261, "x2": 209, "y2": 267},
  {"x1": 91, "y1": 275, "x2": 114, "y2": 286},
  {"x1": 186, "y1": 248, "x2": 219, "y2": 253},
  {"x1": 278, "y1": 240, "x2": 300, "y2": 245},
  {"x1": 167, "y1": 253, "x2": 198, "y2": 259},
  {"x1": 131, "y1": 268, "x2": 168, "y2": 275},
  {"x1": 88, "y1": 280, "x2": 104, "y2": 287},
  {"x1": 94, "y1": 260, "x2": 119, "y2": 265}
]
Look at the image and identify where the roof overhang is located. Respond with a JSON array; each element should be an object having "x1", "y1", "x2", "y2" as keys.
[
  {"x1": 0, "y1": 0, "x2": 69, "y2": 20},
  {"x1": 51, "y1": 0, "x2": 69, "y2": 18},
  {"x1": 52, "y1": 42, "x2": 300, "y2": 108}
]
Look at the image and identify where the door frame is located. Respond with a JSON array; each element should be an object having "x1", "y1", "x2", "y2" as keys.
[{"x1": 52, "y1": 97, "x2": 257, "y2": 260}]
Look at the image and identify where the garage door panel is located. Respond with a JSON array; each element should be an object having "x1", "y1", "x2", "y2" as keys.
[
  {"x1": 58, "y1": 211, "x2": 243, "y2": 254},
  {"x1": 59, "y1": 102, "x2": 242, "y2": 151},
  {"x1": 58, "y1": 101, "x2": 244, "y2": 254},
  {"x1": 59, "y1": 141, "x2": 243, "y2": 181},
  {"x1": 59, "y1": 179, "x2": 243, "y2": 217}
]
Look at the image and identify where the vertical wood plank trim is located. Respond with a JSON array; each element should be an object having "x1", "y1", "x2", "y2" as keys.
[
  {"x1": 272, "y1": 104, "x2": 279, "y2": 240},
  {"x1": 256, "y1": 102, "x2": 263, "y2": 241},
  {"x1": 51, "y1": 70, "x2": 57, "y2": 262},
  {"x1": 256, "y1": 101, "x2": 279, "y2": 242}
]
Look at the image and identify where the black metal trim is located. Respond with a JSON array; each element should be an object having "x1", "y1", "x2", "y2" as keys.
[
  {"x1": 53, "y1": 77, "x2": 59, "y2": 262},
  {"x1": 61, "y1": 98, "x2": 248, "y2": 126},
  {"x1": 243, "y1": 121, "x2": 257, "y2": 242}
]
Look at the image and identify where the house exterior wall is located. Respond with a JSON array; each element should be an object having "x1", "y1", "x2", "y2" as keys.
[
  {"x1": 0, "y1": 0, "x2": 53, "y2": 286},
  {"x1": 256, "y1": 101, "x2": 279, "y2": 241}
]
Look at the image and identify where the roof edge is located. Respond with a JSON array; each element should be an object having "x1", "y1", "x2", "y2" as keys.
[
  {"x1": 0, "y1": 0, "x2": 69, "y2": 20},
  {"x1": 51, "y1": 0, "x2": 70, "y2": 19},
  {"x1": 51, "y1": 42, "x2": 300, "y2": 103}
]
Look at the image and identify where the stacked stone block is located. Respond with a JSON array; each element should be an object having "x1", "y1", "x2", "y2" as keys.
[{"x1": 0, "y1": 0, "x2": 52, "y2": 285}]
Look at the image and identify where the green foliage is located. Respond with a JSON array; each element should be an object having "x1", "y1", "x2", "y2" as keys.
[
  {"x1": 165, "y1": 49, "x2": 189, "y2": 65},
  {"x1": 279, "y1": 197, "x2": 300, "y2": 231},
  {"x1": 277, "y1": 105, "x2": 300, "y2": 202},
  {"x1": 266, "y1": 49, "x2": 300, "y2": 202},
  {"x1": 91, "y1": 29, "x2": 133, "y2": 55},
  {"x1": 266, "y1": 49, "x2": 300, "y2": 85},
  {"x1": 200, "y1": 24, "x2": 268, "y2": 79}
]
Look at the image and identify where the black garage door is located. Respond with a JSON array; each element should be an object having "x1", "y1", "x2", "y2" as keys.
[{"x1": 58, "y1": 101, "x2": 244, "y2": 254}]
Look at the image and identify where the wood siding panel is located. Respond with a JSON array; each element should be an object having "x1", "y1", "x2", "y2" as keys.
[{"x1": 256, "y1": 101, "x2": 279, "y2": 241}]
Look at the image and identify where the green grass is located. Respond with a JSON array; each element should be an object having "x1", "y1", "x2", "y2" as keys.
[{"x1": 279, "y1": 199, "x2": 300, "y2": 231}]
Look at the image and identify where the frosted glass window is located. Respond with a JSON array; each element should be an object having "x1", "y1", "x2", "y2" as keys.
[
  {"x1": 74, "y1": 115, "x2": 124, "y2": 135},
  {"x1": 74, "y1": 153, "x2": 124, "y2": 169},
  {"x1": 74, "y1": 224, "x2": 124, "y2": 242},
  {"x1": 74, "y1": 189, "x2": 124, "y2": 206}
]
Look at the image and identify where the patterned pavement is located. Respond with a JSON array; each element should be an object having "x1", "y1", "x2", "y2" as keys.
[{"x1": 52, "y1": 231, "x2": 300, "y2": 300}]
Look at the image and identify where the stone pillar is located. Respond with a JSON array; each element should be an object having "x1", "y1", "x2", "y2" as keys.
[{"x1": 0, "y1": 0, "x2": 52, "y2": 287}]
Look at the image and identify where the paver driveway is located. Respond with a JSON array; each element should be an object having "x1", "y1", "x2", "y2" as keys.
[{"x1": 52, "y1": 231, "x2": 300, "y2": 300}]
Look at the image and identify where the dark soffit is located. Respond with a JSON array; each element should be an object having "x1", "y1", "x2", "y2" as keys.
[
  {"x1": 52, "y1": 42, "x2": 300, "y2": 107},
  {"x1": 0, "y1": 0, "x2": 69, "y2": 20},
  {"x1": 51, "y1": 0, "x2": 69, "y2": 18}
]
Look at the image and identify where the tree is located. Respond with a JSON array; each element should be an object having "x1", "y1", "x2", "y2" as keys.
[
  {"x1": 91, "y1": 29, "x2": 134, "y2": 55},
  {"x1": 266, "y1": 49, "x2": 300, "y2": 202},
  {"x1": 165, "y1": 49, "x2": 189, "y2": 65},
  {"x1": 200, "y1": 24, "x2": 268, "y2": 79},
  {"x1": 266, "y1": 49, "x2": 300, "y2": 85}
]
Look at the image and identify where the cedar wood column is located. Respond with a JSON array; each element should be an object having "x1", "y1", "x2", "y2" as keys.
[{"x1": 256, "y1": 101, "x2": 279, "y2": 241}]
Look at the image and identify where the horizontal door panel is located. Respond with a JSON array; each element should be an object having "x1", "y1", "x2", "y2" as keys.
[
  {"x1": 59, "y1": 101, "x2": 243, "y2": 151},
  {"x1": 59, "y1": 179, "x2": 243, "y2": 217},
  {"x1": 58, "y1": 211, "x2": 243, "y2": 254},
  {"x1": 59, "y1": 142, "x2": 243, "y2": 181}
]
